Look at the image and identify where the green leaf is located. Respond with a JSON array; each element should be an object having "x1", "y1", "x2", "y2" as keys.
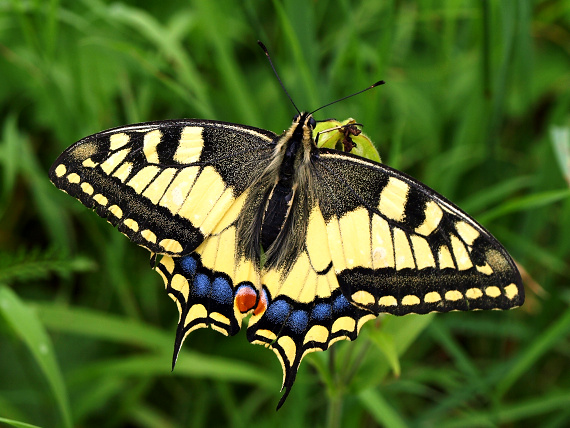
[{"x1": 314, "y1": 118, "x2": 382, "y2": 162}]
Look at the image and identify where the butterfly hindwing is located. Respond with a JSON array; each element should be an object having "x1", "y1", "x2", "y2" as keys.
[
  {"x1": 246, "y1": 209, "x2": 376, "y2": 407},
  {"x1": 155, "y1": 251, "x2": 261, "y2": 367},
  {"x1": 49, "y1": 119, "x2": 276, "y2": 255}
]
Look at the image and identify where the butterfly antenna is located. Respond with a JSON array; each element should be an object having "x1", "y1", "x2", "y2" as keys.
[
  {"x1": 258, "y1": 41, "x2": 301, "y2": 115},
  {"x1": 310, "y1": 80, "x2": 385, "y2": 115}
]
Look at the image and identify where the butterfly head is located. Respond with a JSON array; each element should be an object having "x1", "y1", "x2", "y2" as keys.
[
  {"x1": 292, "y1": 112, "x2": 317, "y2": 130},
  {"x1": 289, "y1": 112, "x2": 318, "y2": 151}
]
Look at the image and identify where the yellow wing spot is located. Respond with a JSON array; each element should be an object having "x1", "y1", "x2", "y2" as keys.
[
  {"x1": 438, "y1": 245, "x2": 455, "y2": 269},
  {"x1": 415, "y1": 200, "x2": 443, "y2": 236},
  {"x1": 277, "y1": 336, "x2": 297, "y2": 364},
  {"x1": 185, "y1": 304, "x2": 207, "y2": 326},
  {"x1": 233, "y1": 257, "x2": 258, "y2": 288},
  {"x1": 204, "y1": 227, "x2": 236, "y2": 277},
  {"x1": 393, "y1": 228, "x2": 415, "y2": 270},
  {"x1": 329, "y1": 336, "x2": 350, "y2": 347},
  {"x1": 211, "y1": 324, "x2": 229, "y2": 336},
  {"x1": 141, "y1": 229, "x2": 157, "y2": 244},
  {"x1": 424, "y1": 291, "x2": 441, "y2": 303},
  {"x1": 256, "y1": 329, "x2": 278, "y2": 342},
  {"x1": 326, "y1": 217, "x2": 346, "y2": 271},
  {"x1": 109, "y1": 132, "x2": 130, "y2": 150},
  {"x1": 82, "y1": 158, "x2": 97, "y2": 168},
  {"x1": 127, "y1": 165, "x2": 161, "y2": 194},
  {"x1": 143, "y1": 129, "x2": 162, "y2": 164},
  {"x1": 445, "y1": 290, "x2": 463, "y2": 301},
  {"x1": 351, "y1": 290, "x2": 375, "y2": 306},
  {"x1": 70, "y1": 141, "x2": 98, "y2": 163},
  {"x1": 465, "y1": 288, "x2": 483, "y2": 299},
  {"x1": 504, "y1": 283, "x2": 519, "y2": 300},
  {"x1": 67, "y1": 173, "x2": 80, "y2": 184},
  {"x1": 357, "y1": 314, "x2": 376, "y2": 333},
  {"x1": 178, "y1": 166, "x2": 225, "y2": 224},
  {"x1": 159, "y1": 166, "x2": 199, "y2": 214},
  {"x1": 304, "y1": 325, "x2": 329, "y2": 344},
  {"x1": 402, "y1": 295, "x2": 420, "y2": 305},
  {"x1": 185, "y1": 322, "x2": 207, "y2": 337},
  {"x1": 199, "y1": 187, "x2": 235, "y2": 234},
  {"x1": 379, "y1": 295, "x2": 397, "y2": 306},
  {"x1": 273, "y1": 252, "x2": 311, "y2": 302},
  {"x1": 211, "y1": 189, "x2": 249, "y2": 234},
  {"x1": 378, "y1": 177, "x2": 409, "y2": 222},
  {"x1": 108, "y1": 205, "x2": 123, "y2": 218},
  {"x1": 339, "y1": 207, "x2": 371, "y2": 269},
  {"x1": 123, "y1": 218, "x2": 139, "y2": 232},
  {"x1": 455, "y1": 221, "x2": 480, "y2": 246},
  {"x1": 93, "y1": 194, "x2": 108, "y2": 206},
  {"x1": 410, "y1": 235, "x2": 435, "y2": 269},
  {"x1": 100, "y1": 148, "x2": 131, "y2": 175},
  {"x1": 306, "y1": 206, "x2": 333, "y2": 272},
  {"x1": 476, "y1": 263, "x2": 493, "y2": 275},
  {"x1": 142, "y1": 168, "x2": 177, "y2": 204},
  {"x1": 159, "y1": 255, "x2": 175, "y2": 275},
  {"x1": 198, "y1": 234, "x2": 220, "y2": 272},
  {"x1": 485, "y1": 286, "x2": 501, "y2": 298},
  {"x1": 174, "y1": 127, "x2": 204, "y2": 163},
  {"x1": 171, "y1": 274, "x2": 190, "y2": 300},
  {"x1": 298, "y1": 269, "x2": 318, "y2": 304},
  {"x1": 54, "y1": 164, "x2": 66, "y2": 177},
  {"x1": 112, "y1": 162, "x2": 133, "y2": 183},
  {"x1": 159, "y1": 238, "x2": 183, "y2": 253},
  {"x1": 210, "y1": 312, "x2": 231, "y2": 326},
  {"x1": 80, "y1": 182, "x2": 94, "y2": 195},
  {"x1": 450, "y1": 235, "x2": 473, "y2": 270},
  {"x1": 316, "y1": 270, "x2": 337, "y2": 299},
  {"x1": 332, "y1": 316, "x2": 356, "y2": 334},
  {"x1": 371, "y1": 215, "x2": 395, "y2": 269}
]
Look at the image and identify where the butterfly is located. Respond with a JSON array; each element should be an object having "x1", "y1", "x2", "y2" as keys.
[{"x1": 49, "y1": 52, "x2": 523, "y2": 409}]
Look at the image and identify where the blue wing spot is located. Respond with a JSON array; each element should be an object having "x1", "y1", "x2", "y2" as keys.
[
  {"x1": 265, "y1": 300, "x2": 291, "y2": 324},
  {"x1": 180, "y1": 256, "x2": 197, "y2": 276},
  {"x1": 311, "y1": 303, "x2": 331, "y2": 321},
  {"x1": 192, "y1": 273, "x2": 210, "y2": 297},
  {"x1": 211, "y1": 276, "x2": 232, "y2": 304},
  {"x1": 332, "y1": 294, "x2": 350, "y2": 314},
  {"x1": 287, "y1": 310, "x2": 309, "y2": 333}
]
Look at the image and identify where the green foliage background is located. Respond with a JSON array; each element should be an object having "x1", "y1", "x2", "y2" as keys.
[{"x1": 1, "y1": 0, "x2": 569, "y2": 427}]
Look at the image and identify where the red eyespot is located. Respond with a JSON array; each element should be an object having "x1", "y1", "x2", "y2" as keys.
[
  {"x1": 235, "y1": 285, "x2": 268, "y2": 316},
  {"x1": 235, "y1": 285, "x2": 258, "y2": 313}
]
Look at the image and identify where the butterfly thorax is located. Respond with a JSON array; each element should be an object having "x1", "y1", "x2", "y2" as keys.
[{"x1": 237, "y1": 113, "x2": 317, "y2": 271}]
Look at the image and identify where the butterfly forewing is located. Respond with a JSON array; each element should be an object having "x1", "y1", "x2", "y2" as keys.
[
  {"x1": 312, "y1": 149, "x2": 524, "y2": 314},
  {"x1": 49, "y1": 120, "x2": 276, "y2": 256}
]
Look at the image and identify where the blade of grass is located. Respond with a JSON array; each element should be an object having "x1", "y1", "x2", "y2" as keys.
[
  {"x1": 0, "y1": 286, "x2": 72, "y2": 428},
  {"x1": 478, "y1": 189, "x2": 570, "y2": 223},
  {"x1": 0, "y1": 417, "x2": 43, "y2": 428},
  {"x1": 495, "y1": 307, "x2": 570, "y2": 399},
  {"x1": 358, "y1": 388, "x2": 408, "y2": 428}
]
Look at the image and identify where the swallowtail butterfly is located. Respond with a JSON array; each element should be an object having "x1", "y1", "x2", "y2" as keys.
[{"x1": 49, "y1": 45, "x2": 523, "y2": 409}]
